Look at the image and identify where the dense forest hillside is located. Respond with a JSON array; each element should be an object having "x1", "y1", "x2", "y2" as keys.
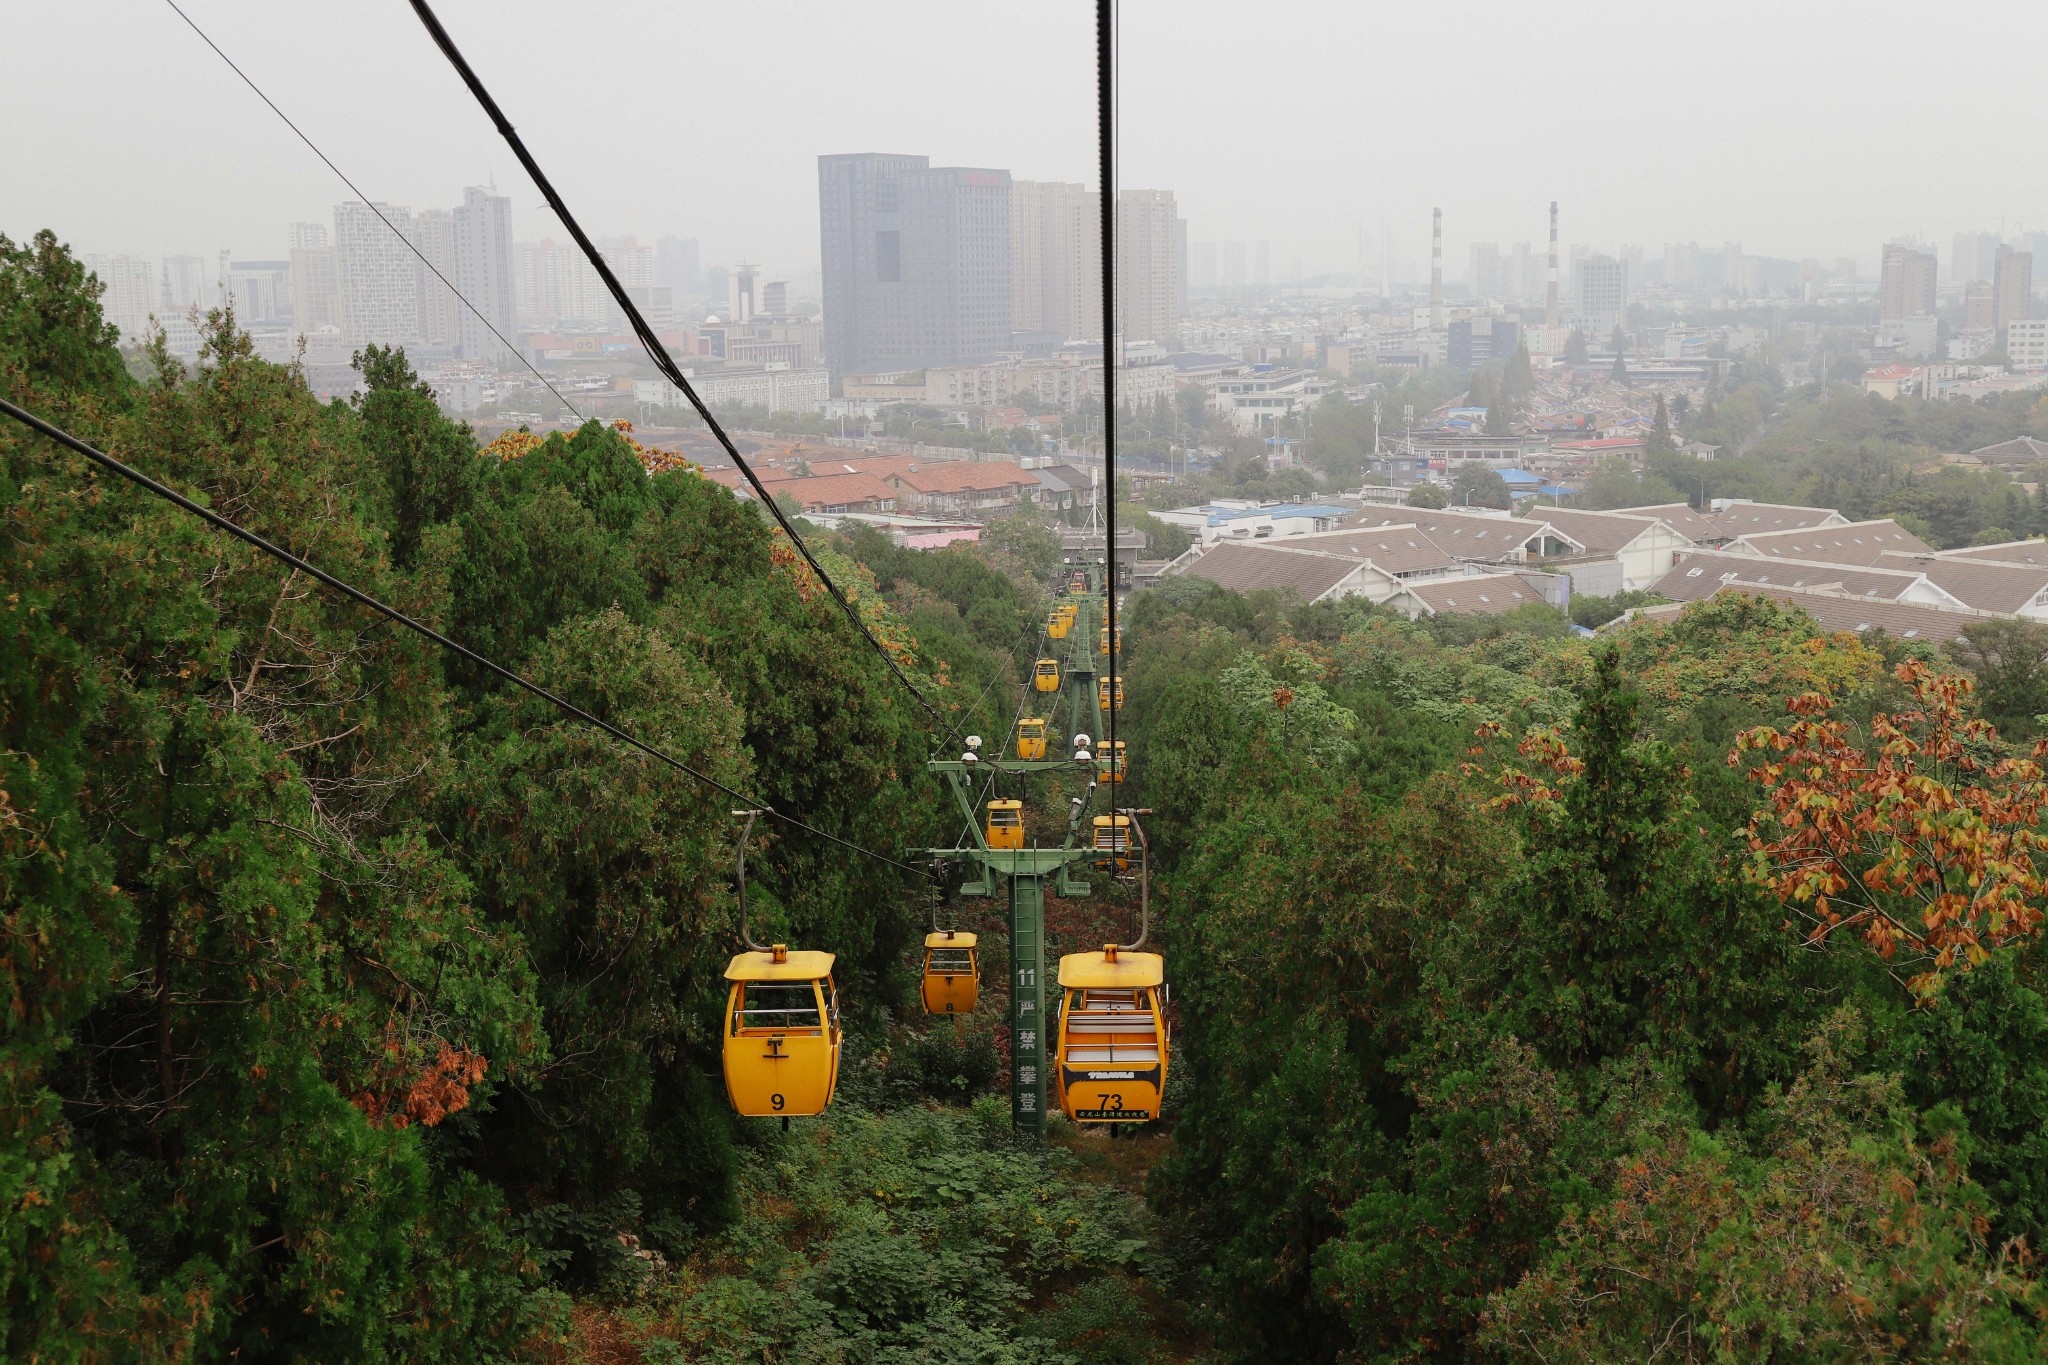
[{"x1": 9, "y1": 231, "x2": 2048, "y2": 1362}]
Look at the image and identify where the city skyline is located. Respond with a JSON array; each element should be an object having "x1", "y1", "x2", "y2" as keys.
[{"x1": 10, "y1": 0, "x2": 2048, "y2": 280}]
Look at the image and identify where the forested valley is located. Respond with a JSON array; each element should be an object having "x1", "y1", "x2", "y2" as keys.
[{"x1": 9, "y1": 230, "x2": 2048, "y2": 1363}]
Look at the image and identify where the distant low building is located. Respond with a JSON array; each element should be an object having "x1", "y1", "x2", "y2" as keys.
[
  {"x1": 1156, "y1": 499, "x2": 1353, "y2": 544},
  {"x1": 883, "y1": 459, "x2": 1042, "y2": 518},
  {"x1": 635, "y1": 367, "x2": 829, "y2": 415},
  {"x1": 1969, "y1": 435, "x2": 2048, "y2": 473},
  {"x1": 1524, "y1": 506, "x2": 1696, "y2": 592}
]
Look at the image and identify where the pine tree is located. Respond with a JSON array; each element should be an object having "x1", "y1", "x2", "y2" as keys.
[{"x1": 1648, "y1": 395, "x2": 1674, "y2": 456}]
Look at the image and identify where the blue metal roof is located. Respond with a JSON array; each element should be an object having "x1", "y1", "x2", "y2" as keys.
[{"x1": 1261, "y1": 503, "x2": 1354, "y2": 518}]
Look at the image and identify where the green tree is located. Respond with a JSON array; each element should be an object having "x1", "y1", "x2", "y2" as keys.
[
  {"x1": 352, "y1": 343, "x2": 476, "y2": 568},
  {"x1": 1564, "y1": 328, "x2": 1589, "y2": 364},
  {"x1": 1452, "y1": 464, "x2": 1512, "y2": 508},
  {"x1": 1406, "y1": 482, "x2": 1449, "y2": 509}
]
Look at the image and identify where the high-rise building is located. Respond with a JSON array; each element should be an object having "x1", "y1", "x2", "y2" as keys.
[
  {"x1": 334, "y1": 201, "x2": 419, "y2": 346},
  {"x1": 223, "y1": 260, "x2": 292, "y2": 329},
  {"x1": 1221, "y1": 241, "x2": 1246, "y2": 289},
  {"x1": 1664, "y1": 241, "x2": 1699, "y2": 289},
  {"x1": 1879, "y1": 242, "x2": 1937, "y2": 320},
  {"x1": 162, "y1": 254, "x2": 208, "y2": 315},
  {"x1": 288, "y1": 222, "x2": 339, "y2": 336},
  {"x1": 1994, "y1": 245, "x2": 2033, "y2": 332},
  {"x1": 1118, "y1": 189, "x2": 1181, "y2": 350},
  {"x1": 454, "y1": 185, "x2": 515, "y2": 362},
  {"x1": 656, "y1": 235, "x2": 700, "y2": 299},
  {"x1": 1192, "y1": 240, "x2": 1217, "y2": 290},
  {"x1": 1253, "y1": 240, "x2": 1270, "y2": 288},
  {"x1": 1011, "y1": 179, "x2": 1102, "y2": 340},
  {"x1": 1510, "y1": 241, "x2": 1534, "y2": 301},
  {"x1": 413, "y1": 209, "x2": 459, "y2": 347},
  {"x1": 1965, "y1": 279, "x2": 1996, "y2": 331},
  {"x1": 817, "y1": 153, "x2": 1012, "y2": 373},
  {"x1": 1576, "y1": 254, "x2": 1628, "y2": 335},
  {"x1": 1952, "y1": 231, "x2": 2001, "y2": 284},
  {"x1": 1468, "y1": 242, "x2": 1500, "y2": 297},
  {"x1": 84, "y1": 255, "x2": 158, "y2": 341}
]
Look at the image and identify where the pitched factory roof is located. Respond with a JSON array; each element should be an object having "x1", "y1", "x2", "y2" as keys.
[
  {"x1": 1281, "y1": 527, "x2": 1462, "y2": 575},
  {"x1": 1525, "y1": 506, "x2": 1674, "y2": 556},
  {"x1": 1339, "y1": 506, "x2": 1563, "y2": 557},
  {"x1": 1627, "y1": 586, "x2": 1980, "y2": 642},
  {"x1": 1173, "y1": 542, "x2": 1375, "y2": 599},
  {"x1": 1729, "y1": 518, "x2": 1935, "y2": 566},
  {"x1": 1653, "y1": 550, "x2": 1930, "y2": 603},
  {"x1": 1877, "y1": 553, "x2": 2048, "y2": 614},
  {"x1": 1942, "y1": 538, "x2": 2048, "y2": 567},
  {"x1": 1609, "y1": 502, "x2": 1723, "y2": 542},
  {"x1": 1398, "y1": 572, "x2": 1545, "y2": 615},
  {"x1": 1709, "y1": 501, "x2": 1845, "y2": 536}
]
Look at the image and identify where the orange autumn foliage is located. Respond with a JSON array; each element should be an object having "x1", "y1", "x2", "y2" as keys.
[
  {"x1": 480, "y1": 419, "x2": 700, "y2": 477},
  {"x1": 1734, "y1": 659, "x2": 2048, "y2": 998},
  {"x1": 351, "y1": 1030, "x2": 490, "y2": 1130}
]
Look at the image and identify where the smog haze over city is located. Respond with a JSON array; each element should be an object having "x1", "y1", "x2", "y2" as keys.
[
  {"x1": 8, "y1": 0, "x2": 2048, "y2": 277},
  {"x1": 21, "y1": 2, "x2": 2048, "y2": 1361}
]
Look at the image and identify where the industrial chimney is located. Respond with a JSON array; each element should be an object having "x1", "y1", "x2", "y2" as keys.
[
  {"x1": 1546, "y1": 201, "x2": 1559, "y2": 329},
  {"x1": 1430, "y1": 207, "x2": 1443, "y2": 332}
]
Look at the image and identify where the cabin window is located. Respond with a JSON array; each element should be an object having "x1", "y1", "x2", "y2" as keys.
[{"x1": 734, "y1": 982, "x2": 821, "y2": 1031}]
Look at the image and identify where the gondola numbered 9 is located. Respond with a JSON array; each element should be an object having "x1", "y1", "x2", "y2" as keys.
[{"x1": 720, "y1": 810, "x2": 842, "y2": 1122}]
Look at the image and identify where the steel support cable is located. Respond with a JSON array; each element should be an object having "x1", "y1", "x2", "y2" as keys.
[
  {"x1": 1096, "y1": 0, "x2": 1119, "y2": 769},
  {"x1": 0, "y1": 396, "x2": 925, "y2": 879},
  {"x1": 160, "y1": 0, "x2": 585, "y2": 424},
  {"x1": 403, "y1": 0, "x2": 966, "y2": 749}
]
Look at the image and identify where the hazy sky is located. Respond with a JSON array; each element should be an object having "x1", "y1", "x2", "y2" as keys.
[{"x1": 7, "y1": 0, "x2": 2048, "y2": 283}]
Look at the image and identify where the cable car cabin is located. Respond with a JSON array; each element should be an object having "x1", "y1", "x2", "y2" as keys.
[
  {"x1": 1056, "y1": 947, "x2": 1168, "y2": 1123},
  {"x1": 987, "y1": 799, "x2": 1025, "y2": 850},
  {"x1": 1034, "y1": 659, "x2": 1061, "y2": 693},
  {"x1": 722, "y1": 947, "x2": 841, "y2": 1118},
  {"x1": 1017, "y1": 717, "x2": 1048, "y2": 760},
  {"x1": 1097, "y1": 739, "x2": 1127, "y2": 783},
  {"x1": 1099, "y1": 627, "x2": 1122, "y2": 657},
  {"x1": 1048, "y1": 609, "x2": 1073, "y2": 640},
  {"x1": 920, "y1": 931, "x2": 979, "y2": 1015},
  {"x1": 1097, "y1": 676, "x2": 1124, "y2": 713},
  {"x1": 1067, "y1": 568, "x2": 1090, "y2": 593},
  {"x1": 1091, "y1": 814, "x2": 1131, "y2": 870}
]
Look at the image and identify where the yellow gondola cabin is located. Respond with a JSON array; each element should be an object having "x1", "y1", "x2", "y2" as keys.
[
  {"x1": 1097, "y1": 739, "x2": 1126, "y2": 783},
  {"x1": 722, "y1": 946, "x2": 841, "y2": 1118},
  {"x1": 1099, "y1": 626, "x2": 1121, "y2": 657},
  {"x1": 1034, "y1": 659, "x2": 1061, "y2": 693},
  {"x1": 1097, "y1": 675, "x2": 1123, "y2": 712},
  {"x1": 988, "y1": 799, "x2": 1025, "y2": 850},
  {"x1": 1091, "y1": 814, "x2": 1130, "y2": 870},
  {"x1": 920, "y1": 931, "x2": 980, "y2": 1014},
  {"x1": 1047, "y1": 607, "x2": 1073, "y2": 640},
  {"x1": 1016, "y1": 717, "x2": 1047, "y2": 760},
  {"x1": 1055, "y1": 946, "x2": 1168, "y2": 1123}
]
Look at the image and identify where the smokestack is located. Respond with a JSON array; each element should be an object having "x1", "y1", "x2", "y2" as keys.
[
  {"x1": 1546, "y1": 201, "x2": 1559, "y2": 329},
  {"x1": 1430, "y1": 207, "x2": 1443, "y2": 332}
]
